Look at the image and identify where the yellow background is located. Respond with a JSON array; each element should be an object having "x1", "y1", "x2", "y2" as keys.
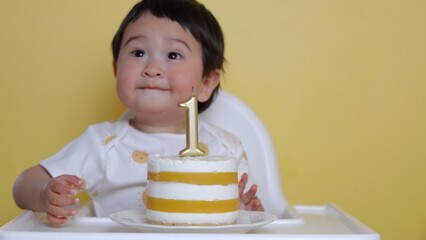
[{"x1": 1, "y1": 1, "x2": 425, "y2": 239}]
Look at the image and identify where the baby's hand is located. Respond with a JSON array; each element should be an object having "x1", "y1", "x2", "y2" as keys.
[
  {"x1": 41, "y1": 175, "x2": 85, "y2": 224},
  {"x1": 238, "y1": 173, "x2": 264, "y2": 211}
]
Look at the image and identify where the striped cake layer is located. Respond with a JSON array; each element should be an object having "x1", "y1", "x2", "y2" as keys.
[
  {"x1": 148, "y1": 155, "x2": 237, "y2": 173},
  {"x1": 147, "y1": 182, "x2": 238, "y2": 200},
  {"x1": 146, "y1": 210, "x2": 238, "y2": 226},
  {"x1": 147, "y1": 197, "x2": 239, "y2": 213},
  {"x1": 146, "y1": 155, "x2": 238, "y2": 225},
  {"x1": 148, "y1": 172, "x2": 237, "y2": 185}
]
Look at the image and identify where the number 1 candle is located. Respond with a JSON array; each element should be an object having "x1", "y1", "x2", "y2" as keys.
[{"x1": 178, "y1": 95, "x2": 205, "y2": 157}]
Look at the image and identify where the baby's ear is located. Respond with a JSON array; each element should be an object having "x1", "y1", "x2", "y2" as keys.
[
  {"x1": 198, "y1": 69, "x2": 221, "y2": 102},
  {"x1": 112, "y1": 61, "x2": 117, "y2": 78}
]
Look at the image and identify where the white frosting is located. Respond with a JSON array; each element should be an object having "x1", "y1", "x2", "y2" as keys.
[
  {"x1": 146, "y1": 210, "x2": 238, "y2": 225},
  {"x1": 147, "y1": 182, "x2": 238, "y2": 200},
  {"x1": 148, "y1": 155, "x2": 237, "y2": 172}
]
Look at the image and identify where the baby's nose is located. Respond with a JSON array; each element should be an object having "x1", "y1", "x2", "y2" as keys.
[{"x1": 142, "y1": 60, "x2": 163, "y2": 78}]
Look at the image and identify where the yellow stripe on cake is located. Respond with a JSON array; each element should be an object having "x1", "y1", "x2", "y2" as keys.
[
  {"x1": 148, "y1": 172, "x2": 237, "y2": 185},
  {"x1": 147, "y1": 197, "x2": 238, "y2": 213}
]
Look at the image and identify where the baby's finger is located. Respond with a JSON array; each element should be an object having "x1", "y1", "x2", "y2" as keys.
[
  {"x1": 77, "y1": 178, "x2": 86, "y2": 190},
  {"x1": 46, "y1": 212, "x2": 69, "y2": 225},
  {"x1": 49, "y1": 174, "x2": 82, "y2": 195},
  {"x1": 57, "y1": 175, "x2": 84, "y2": 190},
  {"x1": 49, "y1": 180, "x2": 77, "y2": 195},
  {"x1": 238, "y1": 173, "x2": 248, "y2": 195},
  {"x1": 246, "y1": 197, "x2": 264, "y2": 211},
  {"x1": 241, "y1": 184, "x2": 258, "y2": 205},
  {"x1": 47, "y1": 190, "x2": 79, "y2": 207},
  {"x1": 62, "y1": 175, "x2": 84, "y2": 189},
  {"x1": 46, "y1": 204, "x2": 76, "y2": 222}
]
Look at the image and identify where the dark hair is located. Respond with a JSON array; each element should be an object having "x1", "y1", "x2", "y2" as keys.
[{"x1": 112, "y1": 0, "x2": 225, "y2": 112}]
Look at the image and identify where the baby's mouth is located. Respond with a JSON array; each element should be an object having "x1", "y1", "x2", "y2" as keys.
[{"x1": 138, "y1": 86, "x2": 168, "y2": 91}]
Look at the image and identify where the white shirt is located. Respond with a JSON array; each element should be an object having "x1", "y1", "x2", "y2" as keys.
[{"x1": 40, "y1": 120, "x2": 253, "y2": 217}]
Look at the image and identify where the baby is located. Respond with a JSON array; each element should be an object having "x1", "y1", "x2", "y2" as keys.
[{"x1": 13, "y1": 0, "x2": 263, "y2": 225}]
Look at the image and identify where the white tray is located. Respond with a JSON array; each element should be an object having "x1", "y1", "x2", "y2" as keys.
[{"x1": 0, "y1": 204, "x2": 380, "y2": 240}]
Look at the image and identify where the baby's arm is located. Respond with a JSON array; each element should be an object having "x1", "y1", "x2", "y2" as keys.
[
  {"x1": 238, "y1": 173, "x2": 264, "y2": 211},
  {"x1": 13, "y1": 165, "x2": 84, "y2": 224}
]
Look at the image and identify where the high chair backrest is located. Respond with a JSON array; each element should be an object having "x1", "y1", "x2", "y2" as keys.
[{"x1": 199, "y1": 90, "x2": 289, "y2": 217}]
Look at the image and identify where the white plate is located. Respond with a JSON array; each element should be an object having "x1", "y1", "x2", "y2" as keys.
[{"x1": 109, "y1": 210, "x2": 277, "y2": 233}]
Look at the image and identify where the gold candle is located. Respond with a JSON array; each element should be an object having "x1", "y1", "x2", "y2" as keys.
[{"x1": 178, "y1": 95, "x2": 205, "y2": 157}]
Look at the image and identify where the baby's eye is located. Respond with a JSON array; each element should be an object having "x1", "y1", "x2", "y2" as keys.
[
  {"x1": 132, "y1": 50, "x2": 145, "y2": 57},
  {"x1": 168, "y1": 52, "x2": 182, "y2": 60}
]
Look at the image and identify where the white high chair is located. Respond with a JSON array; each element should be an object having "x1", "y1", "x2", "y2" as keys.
[{"x1": 199, "y1": 90, "x2": 289, "y2": 218}]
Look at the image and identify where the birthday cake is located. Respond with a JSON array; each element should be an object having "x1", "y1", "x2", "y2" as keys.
[{"x1": 146, "y1": 155, "x2": 239, "y2": 226}]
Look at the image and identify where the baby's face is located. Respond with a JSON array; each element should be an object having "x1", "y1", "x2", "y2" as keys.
[{"x1": 115, "y1": 13, "x2": 216, "y2": 130}]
